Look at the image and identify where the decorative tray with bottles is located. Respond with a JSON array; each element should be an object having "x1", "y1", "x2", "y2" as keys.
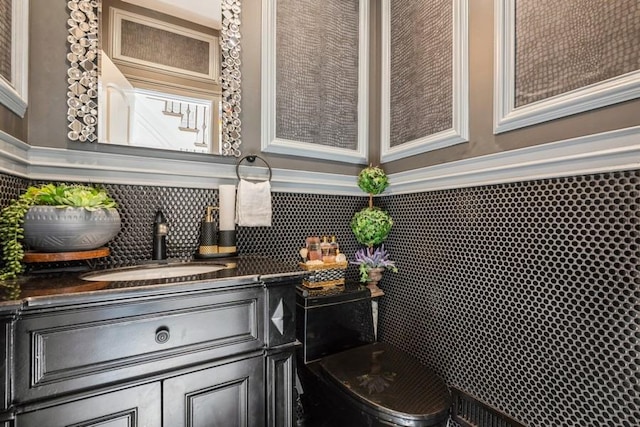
[{"x1": 298, "y1": 261, "x2": 348, "y2": 289}]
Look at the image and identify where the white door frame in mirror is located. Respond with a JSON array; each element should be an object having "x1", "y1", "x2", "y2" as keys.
[
  {"x1": 494, "y1": 0, "x2": 640, "y2": 134},
  {"x1": 66, "y1": 0, "x2": 242, "y2": 157},
  {"x1": 380, "y1": 0, "x2": 469, "y2": 163},
  {"x1": 261, "y1": 0, "x2": 369, "y2": 164},
  {"x1": 0, "y1": 0, "x2": 28, "y2": 117}
]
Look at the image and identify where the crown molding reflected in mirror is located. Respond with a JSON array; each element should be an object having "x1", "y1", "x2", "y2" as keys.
[{"x1": 66, "y1": 0, "x2": 242, "y2": 157}]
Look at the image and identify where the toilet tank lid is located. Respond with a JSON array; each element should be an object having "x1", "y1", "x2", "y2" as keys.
[{"x1": 320, "y1": 342, "x2": 451, "y2": 425}]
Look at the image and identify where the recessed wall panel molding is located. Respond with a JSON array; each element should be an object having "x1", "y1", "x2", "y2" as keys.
[
  {"x1": 0, "y1": 0, "x2": 28, "y2": 117},
  {"x1": 494, "y1": 0, "x2": 640, "y2": 134},
  {"x1": 380, "y1": 0, "x2": 469, "y2": 163},
  {"x1": 261, "y1": 0, "x2": 369, "y2": 164},
  {"x1": 109, "y1": 8, "x2": 220, "y2": 83}
]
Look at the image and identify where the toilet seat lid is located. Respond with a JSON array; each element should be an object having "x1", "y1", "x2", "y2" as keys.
[{"x1": 319, "y1": 342, "x2": 451, "y2": 426}]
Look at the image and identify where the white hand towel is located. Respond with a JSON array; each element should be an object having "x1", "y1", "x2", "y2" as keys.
[{"x1": 235, "y1": 179, "x2": 272, "y2": 227}]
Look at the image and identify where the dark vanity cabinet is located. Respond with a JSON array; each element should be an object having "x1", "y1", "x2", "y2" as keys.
[
  {"x1": 6, "y1": 274, "x2": 299, "y2": 427},
  {"x1": 0, "y1": 303, "x2": 18, "y2": 427},
  {"x1": 263, "y1": 276, "x2": 298, "y2": 427}
]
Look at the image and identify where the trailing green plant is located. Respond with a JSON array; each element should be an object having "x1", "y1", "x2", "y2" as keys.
[
  {"x1": 0, "y1": 191, "x2": 36, "y2": 283},
  {"x1": 0, "y1": 184, "x2": 117, "y2": 284},
  {"x1": 351, "y1": 245, "x2": 398, "y2": 282},
  {"x1": 350, "y1": 206, "x2": 393, "y2": 247}
]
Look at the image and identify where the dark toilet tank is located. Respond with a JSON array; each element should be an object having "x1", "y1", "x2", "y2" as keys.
[
  {"x1": 295, "y1": 285, "x2": 451, "y2": 427},
  {"x1": 296, "y1": 283, "x2": 376, "y2": 364}
]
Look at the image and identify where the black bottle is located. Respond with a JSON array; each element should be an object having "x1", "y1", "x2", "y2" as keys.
[{"x1": 152, "y1": 210, "x2": 168, "y2": 260}]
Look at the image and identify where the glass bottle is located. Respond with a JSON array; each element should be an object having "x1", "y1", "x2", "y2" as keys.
[
  {"x1": 329, "y1": 236, "x2": 339, "y2": 260},
  {"x1": 320, "y1": 236, "x2": 333, "y2": 262},
  {"x1": 306, "y1": 236, "x2": 322, "y2": 261}
]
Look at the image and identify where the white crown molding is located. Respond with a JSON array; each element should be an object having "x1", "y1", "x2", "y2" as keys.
[
  {"x1": 380, "y1": 0, "x2": 469, "y2": 163},
  {"x1": 261, "y1": 0, "x2": 369, "y2": 164},
  {"x1": 24, "y1": 147, "x2": 362, "y2": 195},
  {"x1": 387, "y1": 126, "x2": 640, "y2": 195},
  {"x1": 0, "y1": 127, "x2": 638, "y2": 196},
  {"x1": 0, "y1": 0, "x2": 28, "y2": 117},
  {"x1": 494, "y1": 0, "x2": 640, "y2": 134},
  {"x1": 0, "y1": 130, "x2": 30, "y2": 178}
]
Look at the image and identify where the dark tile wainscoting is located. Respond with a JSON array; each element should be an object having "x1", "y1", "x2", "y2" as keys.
[
  {"x1": 377, "y1": 169, "x2": 639, "y2": 427},
  {"x1": 0, "y1": 169, "x2": 638, "y2": 426}
]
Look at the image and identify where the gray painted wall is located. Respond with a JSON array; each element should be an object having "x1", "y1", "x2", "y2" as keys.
[{"x1": 3, "y1": 0, "x2": 639, "y2": 175}]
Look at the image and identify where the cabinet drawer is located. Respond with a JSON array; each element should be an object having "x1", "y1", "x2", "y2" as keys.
[{"x1": 15, "y1": 286, "x2": 264, "y2": 403}]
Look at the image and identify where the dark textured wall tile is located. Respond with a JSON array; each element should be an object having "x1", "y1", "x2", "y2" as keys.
[{"x1": 378, "y1": 169, "x2": 640, "y2": 427}]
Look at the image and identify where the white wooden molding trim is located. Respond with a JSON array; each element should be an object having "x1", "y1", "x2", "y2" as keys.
[
  {"x1": 0, "y1": 130, "x2": 30, "y2": 178},
  {"x1": 0, "y1": 0, "x2": 28, "y2": 117},
  {"x1": 494, "y1": 0, "x2": 640, "y2": 134},
  {"x1": 0, "y1": 128, "x2": 637, "y2": 196},
  {"x1": 261, "y1": 0, "x2": 369, "y2": 164},
  {"x1": 388, "y1": 126, "x2": 640, "y2": 195},
  {"x1": 25, "y1": 147, "x2": 362, "y2": 195},
  {"x1": 380, "y1": 0, "x2": 469, "y2": 163}
]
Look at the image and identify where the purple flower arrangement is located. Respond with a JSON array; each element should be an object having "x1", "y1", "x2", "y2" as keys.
[{"x1": 351, "y1": 245, "x2": 398, "y2": 283}]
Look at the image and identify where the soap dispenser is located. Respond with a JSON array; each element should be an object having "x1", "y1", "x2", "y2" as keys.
[
  {"x1": 152, "y1": 210, "x2": 168, "y2": 260},
  {"x1": 197, "y1": 206, "x2": 218, "y2": 257}
]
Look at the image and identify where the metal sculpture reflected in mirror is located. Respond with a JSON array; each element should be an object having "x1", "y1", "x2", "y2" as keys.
[{"x1": 66, "y1": 0, "x2": 242, "y2": 157}]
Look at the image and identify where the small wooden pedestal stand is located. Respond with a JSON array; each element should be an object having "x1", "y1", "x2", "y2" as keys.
[
  {"x1": 18, "y1": 248, "x2": 111, "y2": 297},
  {"x1": 23, "y1": 247, "x2": 110, "y2": 264}
]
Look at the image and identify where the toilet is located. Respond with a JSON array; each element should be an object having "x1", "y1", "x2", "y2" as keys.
[{"x1": 296, "y1": 284, "x2": 451, "y2": 427}]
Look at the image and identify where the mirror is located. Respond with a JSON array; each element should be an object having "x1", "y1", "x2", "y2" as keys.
[{"x1": 66, "y1": 0, "x2": 242, "y2": 157}]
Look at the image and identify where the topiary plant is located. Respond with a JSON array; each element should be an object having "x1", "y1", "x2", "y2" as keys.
[
  {"x1": 0, "y1": 184, "x2": 118, "y2": 285},
  {"x1": 350, "y1": 166, "x2": 397, "y2": 292},
  {"x1": 350, "y1": 207, "x2": 393, "y2": 247},
  {"x1": 357, "y1": 166, "x2": 389, "y2": 195}
]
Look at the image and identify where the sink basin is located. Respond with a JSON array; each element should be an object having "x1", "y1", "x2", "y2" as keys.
[{"x1": 82, "y1": 263, "x2": 229, "y2": 282}]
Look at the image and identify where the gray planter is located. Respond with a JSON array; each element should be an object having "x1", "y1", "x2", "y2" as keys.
[{"x1": 23, "y1": 206, "x2": 121, "y2": 252}]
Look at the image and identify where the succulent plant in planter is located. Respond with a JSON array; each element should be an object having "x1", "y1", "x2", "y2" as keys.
[{"x1": 0, "y1": 183, "x2": 120, "y2": 283}]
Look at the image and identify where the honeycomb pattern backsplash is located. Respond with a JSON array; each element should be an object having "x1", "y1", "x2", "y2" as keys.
[
  {"x1": 26, "y1": 182, "x2": 365, "y2": 281},
  {"x1": 377, "y1": 169, "x2": 640, "y2": 427},
  {"x1": 0, "y1": 169, "x2": 638, "y2": 427}
]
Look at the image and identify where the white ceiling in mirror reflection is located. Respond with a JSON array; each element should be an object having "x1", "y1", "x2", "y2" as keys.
[{"x1": 121, "y1": 0, "x2": 221, "y2": 29}]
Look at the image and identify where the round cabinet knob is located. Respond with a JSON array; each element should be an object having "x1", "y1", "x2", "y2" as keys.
[{"x1": 155, "y1": 326, "x2": 170, "y2": 344}]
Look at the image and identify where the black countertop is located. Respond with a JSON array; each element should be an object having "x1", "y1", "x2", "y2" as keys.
[{"x1": 0, "y1": 255, "x2": 306, "y2": 307}]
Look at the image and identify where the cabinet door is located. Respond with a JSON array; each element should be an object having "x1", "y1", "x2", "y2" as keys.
[
  {"x1": 266, "y1": 348, "x2": 296, "y2": 427},
  {"x1": 0, "y1": 309, "x2": 15, "y2": 413},
  {"x1": 164, "y1": 355, "x2": 264, "y2": 427},
  {"x1": 17, "y1": 382, "x2": 161, "y2": 427}
]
